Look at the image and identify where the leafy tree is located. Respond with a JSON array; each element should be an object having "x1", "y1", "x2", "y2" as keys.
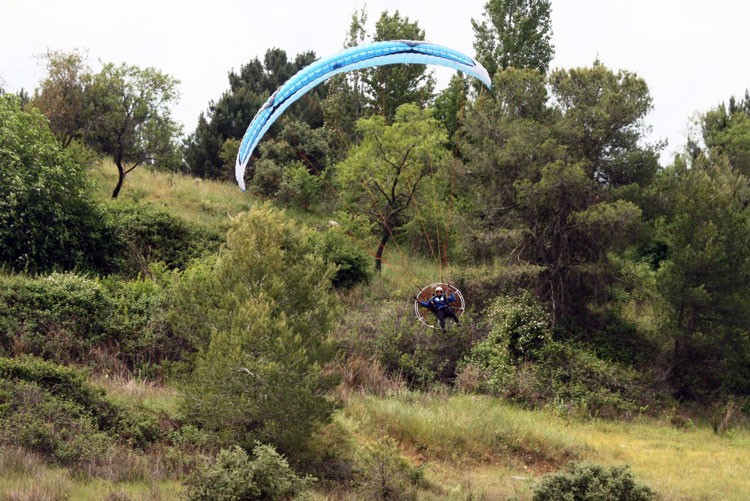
[
  {"x1": 699, "y1": 90, "x2": 750, "y2": 175},
  {"x1": 173, "y1": 205, "x2": 340, "y2": 456},
  {"x1": 654, "y1": 156, "x2": 750, "y2": 398},
  {"x1": 472, "y1": 0, "x2": 555, "y2": 77},
  {"x1": 0, "y1": 95, "x2": 115, "y2": 273},
  {"x1": 461, "y1": 64, "x2": 659, "y2": 326},
  {"x1": 362, "y1": 11, "x2": 435, "y2": 121},
  {"x1": 83, "y1": 63, "x2": 182, "y2": 198},
  {"x1": 336, "y1": 104, "x2": 450, "y2": 272},
  {"x1": 30, "y1": 49, "x2": 89, "y2": 147}
]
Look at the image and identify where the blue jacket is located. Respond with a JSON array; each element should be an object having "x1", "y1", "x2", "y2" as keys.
[{"x1": 419, "y1": 293, "x2": 456, "y2": 311}]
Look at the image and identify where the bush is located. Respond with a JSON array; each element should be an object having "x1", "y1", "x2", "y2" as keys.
[
  {"x1": 0, "y1": 95, "x2": 117, "y2": 274},
  {"x1": 185, "y1": 444, "x2": 310, "y2": 501},
  {"x1": 175, "y1": 205, "x2": 341, "y2": 457},
  {"x1": 353, "y1": 438, "x2": 424, "y2": 501},
  {"x1": 312, "y1": 226, "x2": 372, "y2": 289},
  {"x1": 336, "y1": 303, "x2": 475, "y2": 390},
  {"x1": 0, "y1": 272, "x2": 178, "y2": 372},
  {"x1": 104, "y1": 202, "x2": 222, "y2": 276},
  {"x1": 0, "y1": 356, "x2": 161, "y2": 464},
  {"x1": 532, "y1": 462, "x2": 655, "y2": 501}
]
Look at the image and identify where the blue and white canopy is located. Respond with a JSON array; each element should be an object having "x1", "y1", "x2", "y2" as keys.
[{"x1": 235, "y1": 40, "x2": 492, "y2": 191}]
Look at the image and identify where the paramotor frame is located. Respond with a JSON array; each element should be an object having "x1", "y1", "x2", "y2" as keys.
[{"x1": 414, "y1": 282, "x2": 465, "y2": 329}]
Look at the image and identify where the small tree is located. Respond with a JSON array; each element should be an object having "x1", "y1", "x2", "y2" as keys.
[
  {"x1": 336, "y1": 104, "x2": 450, "y2": 272},
  {"x1": 83, "y1": 63, "x2": 182, "y2": 198},
  {"x1": 31, "y1": 49, "x2": 89, "y2": 147},
  {"x1": 174, "y1": 205, "x2": 340, "y2": 456}
]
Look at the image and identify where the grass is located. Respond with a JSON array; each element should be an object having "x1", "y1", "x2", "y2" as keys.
[
  {"x1": 338, "y1": 392, "x2": 750, "y2": 500},
  {"x1": 0, "y1": 447, "x2": 184, "y2": 500},
  {"x1": 88, "y1": 159, "x2": 253, "y2": 229}
]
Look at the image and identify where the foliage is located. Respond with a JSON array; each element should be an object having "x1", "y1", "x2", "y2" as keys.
[
  {"x1": 84, "y1": 62, "x2": 182, "y2": 198},
  {"x1": 173, "y1": 204, "x2": 340, "y2": 456},
  {"x1": 0, "y1": 356, "x2": 161, "y2": 466},
  {"x1": 336, "y1": 104, "x2": 450, "y2": 272},
  {"x1": 461, "y1": 63, "x2": 659, "y2": 326},
  {"x1": 185, "y1": 444, "x2": 310, "y2": 501},
  {"x1": 30, "y1": 49, "x2": 90, "y2": 147},
  {"x1": 654, "y1": 156, "x2": 750, "y2": 398},
  {"x1": 699, "y1": 90, "x2": 750, "y2": 175},
  {"x1": 353, "y1": 438, "x2": 424, "y2": 500},
  {"x1": 104, "y1": 202, "x2": 222, "y2": 276},
  {"x1": 362, "y1": 11, "x2": 435, "y2": 122},
  {"x1": 472, "y1": 0, "x2": 555, "y2": 76},
  {"x1": 0, "y1": 95, "x2": 116, "y2": 274},
  {"x1": 183, "y1": 48, "x2": 323, "y2": 181},
  {"x1": 336, "y1": 303, "x2": 474, "y2": 390},
  {"x1": 485, "y1": 291, "x2": 550, "y2": 362},
  {"x1": 310, "y1": 225, "x2": 373, "y2": 289},
  {"x1": 0, "y1": 272, "x2": 179, "y2": 371},
  {"x1": 532, "y1": 462, "x2": 655, "y2": 501}
]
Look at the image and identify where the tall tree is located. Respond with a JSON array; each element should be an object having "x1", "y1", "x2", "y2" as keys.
[
  {"x1": 362, "y1": 11, "x2": 435, "y2": 121},
  {"x1": 472, "y1": 0, "x2": 555, "y2": 77},
  {"x1": 30, "y1": 49, "x2": 89, "y2": 148},
  {"x1": 461, "y1": 64, "x2": 659, "y2": 326},
  {"x1": 699, "y1": 90, "x2": 750, "y2": 176},
  {"x1": 336, "y1": 104, "x2": 449, "y2": 272},
  {"x1": 83, "y1": 63, "x2": 182, "y2": 198},
  {"x1": 183, "y1": 49, "x2": 322, "y2": 181},
  {"x1": 654, "y1": 156, "x2": 750, "y2": 398}
]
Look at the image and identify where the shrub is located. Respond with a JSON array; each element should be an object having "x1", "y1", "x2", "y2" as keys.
[
  {"x1": 0, "y1": 356, "x2": 161, "y2": 465},
  {"x1": 185, "y1": 444, "x2": 310, "y2": 501},
  {"x1": 532, "y1": 462, "x2": 655, "y2": 501},
  {"x1": 312, "y1": 226, "x2": 372, "y2": 289},
  {"x1": 0, "y1": 272, "x2": 178, "y2": 372},
  {"x1": 0, "y1": 95, "x2": 117, "y2": 274},
  {"x1": 104, "y1": 202, "x2": 222, "y2": 276},
  {"x1": 278, "y1": 162, "x2": 323, "y2": 210},
  {"x1": 353, "y1": 438, "x2": 424, "y2": 501}
]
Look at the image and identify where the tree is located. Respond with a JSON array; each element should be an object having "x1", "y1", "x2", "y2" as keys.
[
  {"x1": 172, "y1": 205, "x2": 340, "y2": 456},
  {"x1": 183, "y1": 49, "x2": 323, "y2": 181},
  {"x1": 472, "y1": 0, "x2": 555, "y2": 77},
  {"x1": 83, "y1": 63, "x2": 182, "y2": 198},
  {"x1": 362, "y1": 11, "x2": 435, "y2": 121},
  {"x1": 654, "y1": 157, "x2": 750, "y2": 398},
  {"x1": 699, "y1": 90, "x2": 750, "y2": 176},
  {"x1": 0, "y1": 95, "x2": 114, "y2": 273},
  {"x1": 336, "y1": 104, "x2": 449, "y2": 272},
  {"x1": 461, "y1": 64, "x2": 659, "y2": 326},
  {"x1": 30, "y1": 49, "x2": 89, "y2": 147}
]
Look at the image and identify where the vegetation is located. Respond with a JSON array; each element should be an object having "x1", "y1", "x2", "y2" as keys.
[{"x1": 3, "y1": 2, "x2": 750, "y2": 499}]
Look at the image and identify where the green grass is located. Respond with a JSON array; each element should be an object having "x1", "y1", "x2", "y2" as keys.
[
  {"x1": 88, "y1": 159, "x2": 254, "y2": 229},
  {"x1": 0, "y1": 446, "x2": 184, "y2": 500},
  {"x1": 338, "y1": 392, "x2": 750, "y2": 500}
]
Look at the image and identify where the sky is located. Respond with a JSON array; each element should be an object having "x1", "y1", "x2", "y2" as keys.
[{"x1": 2, "y1": 0, "x2": 749, "y2": 163}]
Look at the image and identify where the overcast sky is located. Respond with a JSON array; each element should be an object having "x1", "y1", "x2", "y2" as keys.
[{"x1": 2, "y1": 0, "x2": 749, "y2": 163}]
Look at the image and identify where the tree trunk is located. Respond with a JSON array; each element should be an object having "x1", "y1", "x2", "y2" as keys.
[
  {"x1": 112, "y1": 159, "x2": 125, "y2": 198},
  {"x1": 375, "y1": 229, "x2": 390, "y2": 273}
]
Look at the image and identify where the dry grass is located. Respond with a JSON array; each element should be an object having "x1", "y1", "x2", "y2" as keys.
[{"x1": 337, "y1": 393, "x2": 750, "y2": 500}]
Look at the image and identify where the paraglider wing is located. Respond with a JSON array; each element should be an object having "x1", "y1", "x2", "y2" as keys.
[{"x1": 235, "y1": 40, "x2": 492, "y2": 191}]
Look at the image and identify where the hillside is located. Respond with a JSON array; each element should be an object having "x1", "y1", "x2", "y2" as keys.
[{"x1": 2, "y1": 162, "x2": 744, "y2": 500}]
